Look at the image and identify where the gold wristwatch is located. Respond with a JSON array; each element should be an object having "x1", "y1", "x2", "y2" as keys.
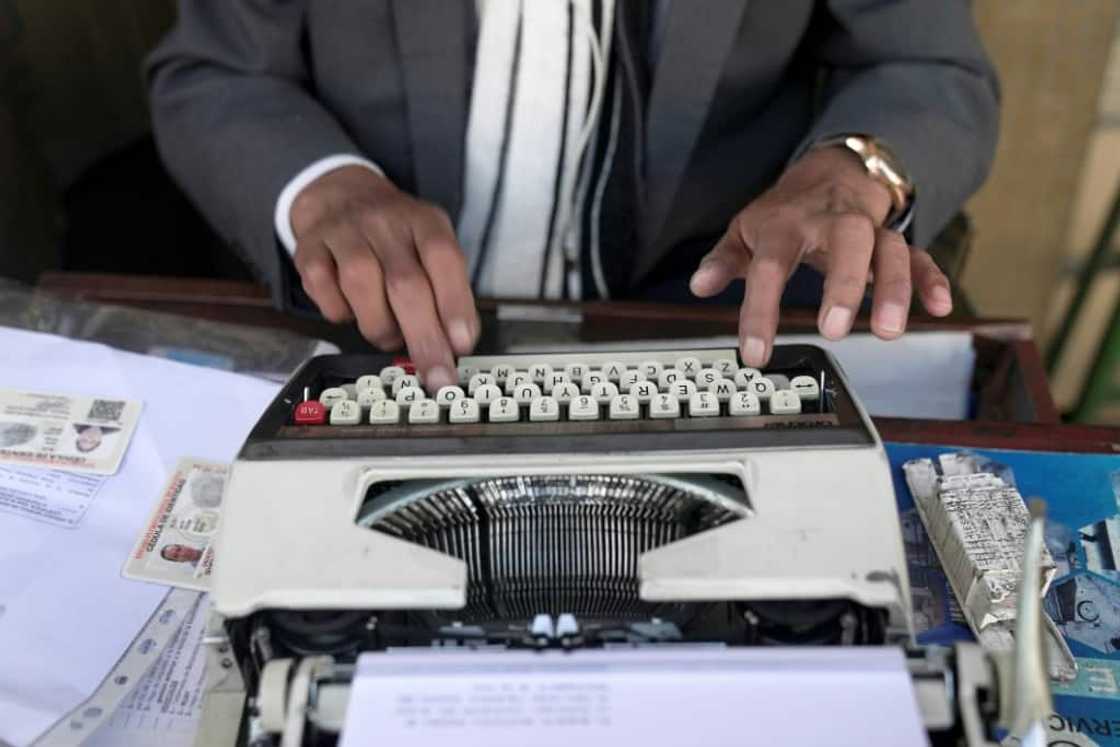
[{"x1": 814, "y1": 135, "x2": 915, "y2": 233}]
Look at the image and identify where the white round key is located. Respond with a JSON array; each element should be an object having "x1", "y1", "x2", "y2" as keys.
[
  {"x1": 713, "y1": 358, "x2": 738, "y2": 377},
  {"x1": 392, "y1": 374, "x2": 421, "y2": 396},
  {"x1": 581, "y1": 370, "x2": 606, "y2": 393},
  {"x1": 505, "y1": 372, "x2": 532, "y2": 395},
  {"x1": 769, "y1": 390, "x2": 802, "y2": 415},
  {"x1": 356, "y1": 375, "x2": 382, "y2": 392},
  {"x1": 729, "y1": 391, "x2": 761, "y2": 416},
  {"x1": 329, "y1": 400, "x2": 361, "y2": 425},
  {"x1": 564, "y1": 363, "x2": 588, "y2": 381},
  {"x1": 379, "y1": 366, "x2": 405, "y2": 385},
  {"x1": 619, "y1": 370, "x2": 644, "y2": 390},
  {"x1": 658, "y1": 368, "x2": 684, "y2": 388},
  {"x1": 768, "y1": 373, "x2": 791, "y2": 390},
  {"x1": 569, "y1": 395, "x2": 599, "y2": 421},
  {"x1": 435, "y1": 385, "x2": 465, "y2": 407},
  {"x1": 473, "y1": 384, "x2": 502, "y2": 406},
  {"x1": 688, "y1": 392, "x2": 719, "y2": 418},
  {"x1": 590, "y1": 381, "x2": 619, "y2": 404},
  {"x1": 513, "y1": 383, "x2": 542, "y2": 405},
  {"x1": 369, "y1": 400, "x2": 401, "y2": 424},
  {"x1": 449, "y1": 398, "x2": 481, "y2": 423},
  {"x1": 357, "y1": 387, "x2": 386, "y2": 407},
  {"x1": 528, "y1": 362, "x2": 553, "y2": 383},
  {"x1": 319, "y1": 387, "x2": 349, "y2": 408},
  {"x1": 650, "y1": 393, "x2": 681, "y2": 419},
  {"x1": 749, "y1": 377, "x2": 775, "y2": 400},
  {"x1": 695, "y1": 368, "x2": 721, "y2": 388},
  {"x1": 395, "y1": 385, "x2": 425, "y2": 404},
  {"x1": 601, "y1": 361, "x2": 627, "y2": 382},
  {"x1": 790, "y1": 375, "x2": 821, "y2": 400},
  {"x1": 552, "y1": 382, "x2": 580, "y2": 404},
  {"x1": 529, "y1": 396, "x2": 560, "y2": 422},
  {"x1": 488, "y1": 397, "x2": 520, "y2": 423},
  {"x1": 468, "y1": 373, "x2": 497, "y2": 394},
  {"x1": 669, "y1": 380, "x2": 697, "y2": 402},
  {"x1": 629, "y1": 381, "x2": 658, "y2": 404},
  {"x1": 734, "y1": 368, "x2": 762, "y2": 387},
  {"x1": 640, "y1": 360, "x2": 663, "y2": 379},
  {"x1": 675, "y1": 356, "x2": 702, "y2": 378},
  {"x1": 545, "y1": 372, "x2": 571, "y2": 393},
  {"x1": 457, "y1": 364, "x2": 479, "y2": 385},
  {"x1": 608, "y1": 394, "x2": 640, "y2": 420},
  {"x1": 707, "y1": 379, "x2": 737, "y2": 402},
  {"x1": 490, "y1": 364, "x2": 515, "y2": 383},
  {"x1": 408, "y1": 399, "x2": 440, "y2": 424}
]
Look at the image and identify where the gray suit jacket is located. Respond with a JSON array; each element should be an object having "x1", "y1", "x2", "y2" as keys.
[{"x1": 147, "y1": 0, "x2": 998, "y2": 308}]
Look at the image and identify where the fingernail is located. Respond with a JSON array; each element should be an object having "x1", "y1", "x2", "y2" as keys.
[
  {"x1": 742, "y1": 336, "x2": 766, "y2": 366},
  {"x1": 931, "y1": 287, "x2": 952, "y2": 312},
  {"x1": 426, "y1": 365, "x2": 455, "y2": 391},
  {"x1": 822, "y1": 306, "x2": 853, "y2": 339},
  {"x1": 878, "y1": 302, "x2": 906, "y2": 335},
  {"x1": 449, "y1": 320, "x2": 474, "y2": 352}
]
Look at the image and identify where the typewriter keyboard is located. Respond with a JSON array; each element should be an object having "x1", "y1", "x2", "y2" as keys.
[{"x1": 292, "y1": 349, "x2": 825, "y2": 426}]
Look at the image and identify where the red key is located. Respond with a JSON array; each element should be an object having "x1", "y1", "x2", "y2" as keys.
[
  {"x1": 392, "y1": 356, "x2": 417, "y2": 375},
  {"x1": 293, "y1": 400, "x2": 327, "y2": 425}
]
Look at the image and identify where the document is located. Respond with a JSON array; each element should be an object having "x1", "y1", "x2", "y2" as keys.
[
  {"x1": 0, "y1": 466, "x2": 106, "y2": 527},
  {"x1": 0, "y1": 327, "x2": 279, "y2": 747},
  {"x1": 123, "y1": 458, "x2": 228, "y2": 591},
  {"x1": 0, "y1": 388, "x2": 142, "y2": 474},
  {"x1": 340, "y1": 647, "x2": 927, "y2": 747}
]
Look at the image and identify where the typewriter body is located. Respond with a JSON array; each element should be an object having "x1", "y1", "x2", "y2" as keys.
[{"x1": 198, "y1": 345, "x2": 1026, "y2": 746}]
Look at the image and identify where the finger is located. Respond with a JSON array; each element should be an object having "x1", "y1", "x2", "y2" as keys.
[
  {"x1": 364, "y1": 219, "x2": 458, "y2": 391},
  {"x1": 293, "y1": 241, "x2": 354, "y2": 324},
  {"x1": 739, "y1": 254, "x2": 797, "y2": 367},
  {"x1": 327, "y1": 225, "x2": 404, "y2": 350},
  {"x1": 869, "y1": 228, "x2": 913, "y2": 340},
  {"x1": 818, "y1": 213, "x2": 875, "y2": 340},
  {"x1": 690, "y1": 225, "x2": 751, "y2": 298},
  {"x1": 911, "y1": 249, "x2": 953, "y2": 317},
  {"x1": 412, "y1": 208, "x2": 480, "y2": 355}
]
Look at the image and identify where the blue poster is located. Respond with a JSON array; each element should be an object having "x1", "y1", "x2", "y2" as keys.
[{"x1": 886, "y1": 443, "x2": 1120, "y2": 744}]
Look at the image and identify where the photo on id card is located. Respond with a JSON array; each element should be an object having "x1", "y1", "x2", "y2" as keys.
[{"x1": 123, "y1": 457, "x2": 228, "y2": 590}]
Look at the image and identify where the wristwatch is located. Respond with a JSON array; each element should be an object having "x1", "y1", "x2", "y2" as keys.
[{"x1": 814, "y1": 135, "x2": 915, "y2": 234}]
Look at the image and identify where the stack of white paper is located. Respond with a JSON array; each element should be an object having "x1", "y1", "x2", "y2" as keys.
[
  {"x1": 0, "y1": 327, "x2": 279, "y2": 746},
  {"x1": 341, "y1": 646, "x2": 928, "y2": 747}
]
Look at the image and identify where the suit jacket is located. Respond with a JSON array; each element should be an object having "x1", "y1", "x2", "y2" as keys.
[{"x1": 147, "y1": 0, "x2": 999, "y2": 309}]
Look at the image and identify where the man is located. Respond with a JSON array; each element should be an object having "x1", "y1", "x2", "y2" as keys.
[{"x1": 148, "y1": 1, "x2": 998, "y2": 390}]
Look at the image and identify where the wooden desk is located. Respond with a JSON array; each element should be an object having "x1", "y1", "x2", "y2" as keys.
[{"x1": 37, "y1": 272, "x2": 1069, "y2": 433}]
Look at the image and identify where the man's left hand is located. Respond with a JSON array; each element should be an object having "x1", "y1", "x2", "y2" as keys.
[{"x1": 689, "y1": 146, "x2": 953, "y2": 367}]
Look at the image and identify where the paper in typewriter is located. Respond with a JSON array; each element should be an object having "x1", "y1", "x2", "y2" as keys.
[{"x1": 340, "y1": 647, "x2": 927, "y2": 747}]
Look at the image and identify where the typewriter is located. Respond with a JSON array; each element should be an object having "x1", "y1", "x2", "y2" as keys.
[{"x1": 197, "y1": 345, "x2": 1049, "y2": 746}]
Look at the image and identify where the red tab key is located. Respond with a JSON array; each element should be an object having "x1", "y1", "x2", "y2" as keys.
[
  {"x1": 293, "y1": 400, "x2": 327, "y2": 425},
  {"x1": 392, "y1": 356, "x2": 417, "y2": 375}
]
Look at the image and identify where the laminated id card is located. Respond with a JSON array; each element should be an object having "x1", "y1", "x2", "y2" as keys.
[{"x1": 0, "y1": 388, "x2": 142, "y2": 475}]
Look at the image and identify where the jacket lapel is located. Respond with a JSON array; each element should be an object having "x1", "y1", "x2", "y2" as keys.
[
  {"x1": 636, "y1": 0, "x2": 748, "y2": 280},
  {"x1": 391, "y1": 0, "x2": 471, "y2": 217}
]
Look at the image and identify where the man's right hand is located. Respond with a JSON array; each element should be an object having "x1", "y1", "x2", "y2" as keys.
[{"x1": 290, "y1": 165, "x2": 480, "y2": 391}]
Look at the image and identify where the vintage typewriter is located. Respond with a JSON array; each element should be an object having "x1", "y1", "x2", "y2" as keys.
[{"x1": 197, "y1": 345, "x2": 1049, "y2": 746}]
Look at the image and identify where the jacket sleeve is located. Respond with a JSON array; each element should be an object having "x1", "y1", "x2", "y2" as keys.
[
  {"x1": 795, "y1": 0, "x2": 1001, "y2": 247},
  {"x1": 146, "y1": 0, "x2": 366, "y2": 298}
]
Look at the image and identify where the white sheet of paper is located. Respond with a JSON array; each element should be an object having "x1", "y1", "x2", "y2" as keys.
[
  {"x1": 340, "y1": 646, "x2": 927, "y2": 747},
  {"x1": 0, "y1": 327, "x2": 279, "y2": 747},
  {"x1": 0, "y1": 466, "x2": 106, "y2": 527},
  {"x1": 509, "y1": 331, "x2": 975, "y2": 419}
]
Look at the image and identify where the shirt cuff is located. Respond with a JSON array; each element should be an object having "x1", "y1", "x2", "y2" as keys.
[{"x1": 274, "y1": 154, "x2": 384, "y2": 255}]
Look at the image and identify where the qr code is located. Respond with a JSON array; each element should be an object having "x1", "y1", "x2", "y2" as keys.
[{"x1": 87, "y1": 399, "x2": 126, "y2": 422}]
